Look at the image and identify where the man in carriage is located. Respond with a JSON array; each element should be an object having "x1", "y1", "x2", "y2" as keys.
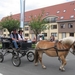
[
  {"x1": 10, "y1": 29, "x2": 19, "y2": 50},
  {"x1": 10, "y1": 29, "x2": 27, "y2": 50}
]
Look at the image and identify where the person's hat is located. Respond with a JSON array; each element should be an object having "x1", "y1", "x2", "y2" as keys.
[
  {"x1": 18, "y1": 29, "x2": 23, "y2": 33},
  {"x1": 13, "y1": 28, "x2": 17, "y2": 31}
]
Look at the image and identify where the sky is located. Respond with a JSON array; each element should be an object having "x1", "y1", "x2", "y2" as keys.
[{"x1": 0, "y1": 0, "x2": 74, "y2": 20}]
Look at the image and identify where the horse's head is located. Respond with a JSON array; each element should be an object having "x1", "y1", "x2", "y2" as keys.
[
  {"x1": 71, "y1": 41, "x2": 75, "y2": 55},
  {"x1": 61, "y1": 37, "x2": 75, "y2": 55}
]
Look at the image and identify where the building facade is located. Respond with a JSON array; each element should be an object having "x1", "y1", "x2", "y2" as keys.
[
  {"x1": 1, "y1": 1, "x2": 75, "y2": 40},
  {"x1": 57, "y1": 20, "x2": 75, "y2": 39}
]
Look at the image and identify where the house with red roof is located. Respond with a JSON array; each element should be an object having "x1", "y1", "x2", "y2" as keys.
[{"x1": 1, "y1": 1, "x2": 75, "y2": 40}]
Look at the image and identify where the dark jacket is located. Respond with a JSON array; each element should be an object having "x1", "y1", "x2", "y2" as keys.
[{"x1": 11, "y1": 33, "x2": 18, "y2": 40}]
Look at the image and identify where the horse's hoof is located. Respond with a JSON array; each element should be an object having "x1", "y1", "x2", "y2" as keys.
[
  {"x1": 35, "y1": 63, "x2": 38, "y2": 66},
  {"x1": 59, "y1": 68, "x2": 65, "y2": 72},
  {"x1": 42, "y1": 65, "x2": 46, "y2": 69}
]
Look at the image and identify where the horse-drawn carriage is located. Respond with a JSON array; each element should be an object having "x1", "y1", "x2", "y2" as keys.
[
  {"x1": 0, "y1": 36, "x2": 75, "y2": 71},
  {"x1": 0, "y1": 37, "x2": 35, "y2": 67}
]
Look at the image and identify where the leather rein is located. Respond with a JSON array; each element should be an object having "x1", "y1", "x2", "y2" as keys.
[{"x1": 36, "y1": 41, "x2": 75, "y2": 56}]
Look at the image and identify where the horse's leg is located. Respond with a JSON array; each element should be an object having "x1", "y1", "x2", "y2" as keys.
[
  {"x1": 34, "y1": 50, "x2": 39, "y2": 66},
  {"x1": 38, "y1": 51, "x2": 46, "y2": 69},
  {"x1": 59, "y1": 55, "x2": 67, "y2": 71}
]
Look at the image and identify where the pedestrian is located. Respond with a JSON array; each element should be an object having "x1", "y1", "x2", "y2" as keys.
[
  {"x1": 39, "y1": 36, "x2": 42, "y2": 41},
  {"x1": 50, "y1": 35, "x2": 55, "y2": 42}
]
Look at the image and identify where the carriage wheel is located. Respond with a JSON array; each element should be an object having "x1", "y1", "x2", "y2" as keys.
[
  {"x1": 27, "y1": 51, "x2": 34, "y2": 62},
  {"x1": 12, "y1": 55, "x2": 21, "y2": 67},
  {"x1": 0, "y1": 52, "x2": 4, "y2": 62}
]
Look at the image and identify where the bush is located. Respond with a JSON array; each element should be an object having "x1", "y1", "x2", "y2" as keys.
[
  {"x1": 32, "y1": 44, "x2": 36, "y2": 48},
  {"x1": 0, "y1": 43, "x2": 2, "y2": 49}
]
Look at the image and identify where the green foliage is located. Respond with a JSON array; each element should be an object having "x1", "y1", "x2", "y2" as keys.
[
  {"x1": 29, "y1": 11, "x2": 50, "y2": 41},
  {"x1": 32, "y1": 44, "x2": 35, "y2": 48},
  {"x1": 0, "y1": 43, "x2": 2, "y2": 49},
  {"x1": 30, "y1": 14, "x2": 46, "y2": 34},
  {"x1": 0, "y1": 16, "x2": 20, "y2": 33}
]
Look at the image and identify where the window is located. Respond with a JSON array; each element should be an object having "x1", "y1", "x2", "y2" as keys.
[
  {"x1": 4, "y1": 29, "x2": 6, "y2": 32},
  {"x1": 70, "y1": 15, "x2": 74, "y2": 18},
  {"x1": 60, "y1": 24, "x2": 65, "y2": 28},
  {"x1": 51, "y1": 33, "x2": 57, "y2": 37},
  {"x1": 60, "y1": 16, "x2": 64, "y2": 19},
  {"x1": 8, "y1": 34, "x2": 10, "y2": 36},
  {"x1": 44, "y1": 16, "x2": 57, "y2": 23},
  {"x1": 44, "y1": 17, "x2": 50, "y2": 23},
  {"x1": 42, "y1": 33, "x2": 47, "y2": 37},
  {"x1": 69, "y1": 33, "x2": 74, "y2": 36},
  {"x1": 68, "y1": 23, "x2": 73, "y2": 28},
  {"x1": 62, "y1": 33, "x2": 66, "y2": 38},
  {"x1": 57, "y1": 11, "x2": 60, "y2": 13},
  {"x1": 25, "y1": 27, "x2": 29, "y2": 31},
  {"x1": 51, "y1": 25, "x2": 57, "y2": 29},
  {"x1": 63, "y1": 10, "x2": 66, "y2": 12},
  {"x1": 51, "y1": 17, "x2": 56, "y2": 22},
  {"x1": 4, "y1": 34, "x2": 6, "y2": 36},
  {"x1": 25, "y1": 34, "x2": 29, "y2": 37}
]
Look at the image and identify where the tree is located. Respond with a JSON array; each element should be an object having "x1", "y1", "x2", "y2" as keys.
[
  {"x1": 29, "y1": 12, "x2": 50, "y2": 42},
  {"x1": 0, "y1": 16, "x2": 20, "y2": 34}
]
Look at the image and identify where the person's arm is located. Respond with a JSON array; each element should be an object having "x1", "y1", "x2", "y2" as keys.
[
  {"x1": 10, "y1": 33, "x2": 18, "y2": 41},
  {"x1": 10, "y1": 34, "x2": 14, "y2": 40}
]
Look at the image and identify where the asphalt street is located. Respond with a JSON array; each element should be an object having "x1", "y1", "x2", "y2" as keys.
[{"x1": 0, "y1": 51, "x2": 75, "y2": 75}]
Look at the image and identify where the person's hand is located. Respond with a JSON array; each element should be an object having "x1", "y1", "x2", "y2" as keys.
[
  {"x1": 14, "y1": 39, "x2": 18, "y2": 41},
  {"x1": 16, "y1": 40, "x2": 18, "y2": 42}
]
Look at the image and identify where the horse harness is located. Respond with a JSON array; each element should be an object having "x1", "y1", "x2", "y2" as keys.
[{"x1": 36, "y1": 40, "x2": 74, "y2": 56}]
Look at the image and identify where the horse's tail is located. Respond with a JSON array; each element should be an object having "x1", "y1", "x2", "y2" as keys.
[{"x1": 34, "y1": 50, "x2": 39, "y2": 63}]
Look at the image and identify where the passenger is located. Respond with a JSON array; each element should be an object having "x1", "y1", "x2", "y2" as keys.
[
  {"x1": 18, "y1": 29, "x2": 25, "y2": 41},
  {"x1": 50, "y1": 35, "x2": 55, "y2": 42},
  {"x1": 18, "y1": 29, "x2": 26, "y2": 50},
  {"x1": 10, "y1": 29, "x2": 19, "y2": 50}
]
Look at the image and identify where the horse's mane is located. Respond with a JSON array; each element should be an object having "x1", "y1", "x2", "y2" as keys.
[{"x1": 60, "y1": 37, "x2": 75, "y2": 45}]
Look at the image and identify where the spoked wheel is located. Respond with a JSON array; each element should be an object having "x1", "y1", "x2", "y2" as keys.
[
  {"x1": 12, "y1": 55, "x2": 21, "y2": 67},
  {"x1": 0, "y1": 52, "x2": 4, "y2": 62},
  {"x1": 27, "y1": 51, "x2": 34, "y2": 62}
]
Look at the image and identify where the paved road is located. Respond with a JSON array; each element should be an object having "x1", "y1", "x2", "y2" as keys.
[{"x1": 0, "y1": 51, "x2": 75, "y2": 75}]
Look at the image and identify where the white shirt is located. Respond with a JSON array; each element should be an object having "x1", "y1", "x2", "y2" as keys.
[
  {"x1": 39, "y1": 37, "x2": 42, "y2": 40},
  {"x1": 18, "y1": 34, "x2": 25, "y2": 40}
]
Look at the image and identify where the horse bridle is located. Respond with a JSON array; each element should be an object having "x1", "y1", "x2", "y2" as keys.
[
  {"x1": 70, "y1": 41, "x2": 75, "y2": 55},
  {"x1": 54, "y1": 41, "x2": 75, "y2": 56}
]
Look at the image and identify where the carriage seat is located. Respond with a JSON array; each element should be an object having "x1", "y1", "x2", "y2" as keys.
[
  {"x1": 1, "y1": 37, "x2": 32, "y2": 50},
  {"x1": 1, "y1": 37, "x2": 12, "y2": 49},
  {"x1": 20, "y1": 41, "x2": 32, "y2": 50}
]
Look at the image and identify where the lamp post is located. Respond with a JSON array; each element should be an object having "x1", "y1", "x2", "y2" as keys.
[{"x1": 20, "y1": 0, "x2": 25, "y2": 28}]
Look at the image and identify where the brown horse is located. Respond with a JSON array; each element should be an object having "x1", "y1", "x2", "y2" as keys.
[{"x1": 34, "y1": 37, "x2": 75, "y2": 71}]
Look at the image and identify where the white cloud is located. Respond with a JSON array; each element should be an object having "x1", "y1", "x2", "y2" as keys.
[
  {"x1": 0, "y1": 0, "x2": 74, "y2": 20},
  {"x1": 0, "y1": 0, "x2": 20, "y2": 20}
]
